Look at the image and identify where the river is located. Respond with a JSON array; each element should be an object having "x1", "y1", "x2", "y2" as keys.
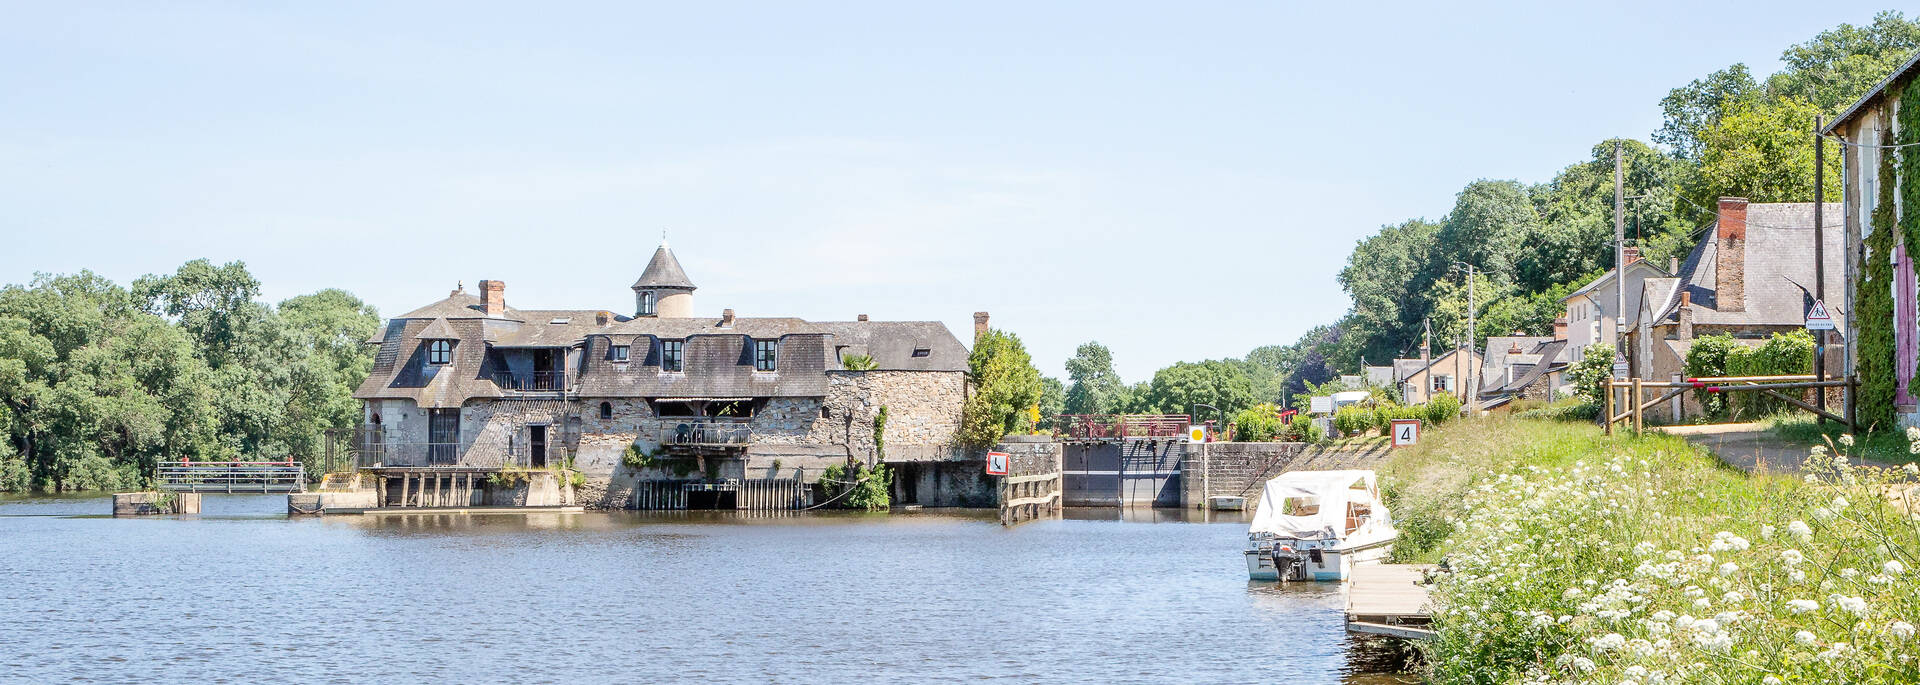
[{"x1": 0, "y1": 495, "x2": 1414, "y2": 683}]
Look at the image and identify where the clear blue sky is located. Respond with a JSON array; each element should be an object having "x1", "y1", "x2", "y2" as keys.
[{"x1": 0, "y1": 2, "x2": 1898, "y2": 382}]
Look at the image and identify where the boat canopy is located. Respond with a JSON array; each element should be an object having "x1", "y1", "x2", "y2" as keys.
[{"x1": 1248, "y1": 469, "x2": 1381, "y2": 538}]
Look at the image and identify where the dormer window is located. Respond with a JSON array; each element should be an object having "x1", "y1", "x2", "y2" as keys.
[
  {"x1": 637, "y1": 291, "x2": 655, "y2": 317},
  {"x1": 754, "y1": 340, "x2": 778, "y2": 371},
  {"x1": 427, "y1": 340, "x2": 453, "y2": 365},
  {"x1": 661, "y1": 340, "x2": 684, "y2": 372},
  {"x1": 911, "y1": 346, "x2": 931, "y2": 358},
  {"x1": 610, "y1": 344, "x2": 630, "y2": 363}
]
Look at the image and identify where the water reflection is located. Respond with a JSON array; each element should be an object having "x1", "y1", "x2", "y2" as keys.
[{"x1": 1, "y1": 494, "x2": 1409, "y2": 682}]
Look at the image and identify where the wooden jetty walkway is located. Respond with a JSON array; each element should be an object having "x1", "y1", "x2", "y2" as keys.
[{"x1": 1346, "y1": 563, "x2": 1434, "y2": 640}]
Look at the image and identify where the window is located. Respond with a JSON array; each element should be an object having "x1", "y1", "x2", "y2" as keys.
[
  {"x1": 911, "y1": 346, "x2": 931, "y2": 358},
  {"x1": 661, "y1": 340, "x2": 684, "y2": 372},
  {"x1": 636, "y1": 290, "x2": 655, "y2": 316},
  {"x1": 427, "y1": 340, "x2": 452, "y2": 365},
  {"x1": 1431, "y1": 374, "x2": 1451, "y2": 392},
  {"x1": 610, "y1": 344, "x2": 630, "y2": 363},
  {"x1": 754, "y1": 340, "x2": 778, "y2": 371},
  {"x1": 599, "y1": 402, "x2": 613, "y2": 419}
]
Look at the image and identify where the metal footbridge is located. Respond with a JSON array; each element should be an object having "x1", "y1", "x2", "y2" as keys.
[{"x1": 156, "y1": 460, "x2": 306, "y2": 493}]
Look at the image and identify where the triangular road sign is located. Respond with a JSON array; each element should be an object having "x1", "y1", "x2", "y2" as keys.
[{"x1": 1806, "y1": 299, "x2": 1835, "y2": 330}]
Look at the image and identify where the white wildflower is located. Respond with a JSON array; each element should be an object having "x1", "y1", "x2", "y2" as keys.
[
  {"x1": 1788, "y1": 599, "x2": 1820, "y2": 614},
  {"x1": 1906, "y1": 463, "x2": 1919, "y2": 476},
  {"x1": 1832, "y1": 495, "x2": 1850, "y2": 510},
  {"x1": 1887, "y1": 560, "x2": 1906, "y2": 576},
  {"x1": 1760, "y1": 524, "x2": 1775, "y2": 540},
  {"x1": 1795, "y1": 630, "x2": 1819, "y2": 646},
  {"x1": 1718, "y1": 562, "x2": 1738, "y2": 577},
  {"x1": 1781, "y1": 549, "x2": 1807, "y2": 566},
  {"x1": 1763, "y1": 677, "x2": 1782, "y2": 685},
  {"x1": 1787, "y1": 520, "x2": 1812, "y2": 541},
  {"x1": 1840, "y1": 434, "x2": 1856, "y2": 448},
  {"x1": 1835, "y1": 595, "x2": 1869, "y2": 616},
  {"x1": 1592, "y1": 633, "x2": 1626, "y2": 652}
]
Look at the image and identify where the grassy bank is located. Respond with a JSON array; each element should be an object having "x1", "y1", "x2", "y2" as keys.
[
  {"x1": 1765, "y1": 413, "x2": 1916, "y2": 466},
  {"x1": 1382, "y1": 418, "x2": 1920, "y2": 683}
]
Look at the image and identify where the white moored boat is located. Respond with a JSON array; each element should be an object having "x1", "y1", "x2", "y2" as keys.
[{"x1": 1244, "y1": 469, "x2": 1396, "y2": 581}]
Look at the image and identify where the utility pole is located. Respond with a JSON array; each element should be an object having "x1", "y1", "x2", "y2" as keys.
[
  {"x1": 1613, "y1": 141, "x2": 1626, "y2": 361},
  {"x1": 1814, "y1": 116, "x2": 1827, "y2": 422}
]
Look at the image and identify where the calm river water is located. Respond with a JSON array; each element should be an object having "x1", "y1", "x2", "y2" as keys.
[{"x1": 0, "y1": 495, "x2": 1413, "y2": 683}]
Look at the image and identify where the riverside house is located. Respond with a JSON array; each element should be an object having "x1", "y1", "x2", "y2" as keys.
[
  {"x1": 1823, "y1": 50, "x2": 1920, "y2": 428},
  {"x1": 352, "y1": 241, "x2": 979, "y2": 508}
]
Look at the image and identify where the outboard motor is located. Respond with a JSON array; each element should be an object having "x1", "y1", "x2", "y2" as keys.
[{"x1": 1271, "y1": 546, "x2": 1309, "y2": 581}]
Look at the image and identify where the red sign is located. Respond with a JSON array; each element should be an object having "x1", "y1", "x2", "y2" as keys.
[
  {"x1": 1390, "y1": 419, "x2": 1421, "y2": 447},
  {"x1": 985, "y1": 452, "x2": 1010, "y2": 476}
]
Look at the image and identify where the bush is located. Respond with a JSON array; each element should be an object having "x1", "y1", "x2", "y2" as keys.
[
  {"x1": 1426, "y1": 393, "x2": 1460, "y2": 425},
  {"x1": 1332, "y1": 406, "x2": 1373, "y2": 437},
  {"x1": 820, "y1": 462, "x2": 892, "y2": 511},
  {"x1": 0, "y1": 455, "x2": 27, "y2": 492},
  {"x1": 1285, "y1": 414, "x2": 1325, "y2": 443},
  {"x1": 1233, "y1": 403, "x2": 1284, "y2": 441},
  {"x1": 1566, "y1": 344, "x2": 1613, "y2": 407},
  {"x1": 1514, "y1": 399, "x2": 1600, "y2": 422}
]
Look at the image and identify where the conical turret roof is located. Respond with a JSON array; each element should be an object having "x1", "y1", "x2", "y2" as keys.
[{"x1": 632, "y1": 241, "x2": 696, "y2": 290}]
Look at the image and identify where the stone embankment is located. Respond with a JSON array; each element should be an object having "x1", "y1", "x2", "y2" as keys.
[{"x1": 1181, "y1": 440, "x2": 1395, "y2": 509}]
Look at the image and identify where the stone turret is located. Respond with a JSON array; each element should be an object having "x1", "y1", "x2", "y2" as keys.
[{"x1": 631, "y1": 240, "x2": 697, "y2": 318}]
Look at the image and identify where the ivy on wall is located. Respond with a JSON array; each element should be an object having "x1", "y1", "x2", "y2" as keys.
[{"x1": 1857, "y1": 125, "x2": 1899, "y2": 430}]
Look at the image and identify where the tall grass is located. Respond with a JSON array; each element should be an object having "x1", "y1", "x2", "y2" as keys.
[{"x1": 1384, "y1": 418, "x2": 1920, "y2": 683}]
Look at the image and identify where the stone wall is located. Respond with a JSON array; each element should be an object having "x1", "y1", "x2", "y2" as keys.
[{"x1": 1180, "y1": 442, "x2": 1308, "y2": 509}]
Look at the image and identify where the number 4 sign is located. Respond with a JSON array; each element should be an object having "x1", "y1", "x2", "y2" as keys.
[
  {"x1": 1390, "y1": 419, "x2": 1421, "y2": 448},
  {"x1": 985, "y1": 451, "x2": 1010, "y2": 476}
]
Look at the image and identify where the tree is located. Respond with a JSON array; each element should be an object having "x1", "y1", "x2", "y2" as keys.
[
  {"x1": 1138, "y1": 360, "x2": 1256, "y2": 418},
  {"x1": 1232, "y1": 403, "x2": 1284, "y2": 441},
  {"x1": 1036, "y1": 376, "x2": 1065, "y2": 429},
  {"x1": 1684, "y1": 96, "x2": 1842, "y2": 210},
  {"x1": 1656, "y1": 64, "x2": 1760, "y2": 162},
  {"x1": 959, "y1": 329, "x2": 1043, "y2": 447},
  {"x1": 1435, "y1": 180, "x2": 1541, "y2": 288},
  {"x1": 1339, "y1": 219, "x2": 1440, "y2": 363},
  {"x1": 1062, "y1": 341, "x2": 1123, "y2": 415}
]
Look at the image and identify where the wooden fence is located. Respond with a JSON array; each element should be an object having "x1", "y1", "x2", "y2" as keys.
[
  {"x1": 1604, "y1": 374, "x2": 1855, "y2": 433},
  {"x1": 997, "y1": 448, "x2": 1062, "y2": 526}
]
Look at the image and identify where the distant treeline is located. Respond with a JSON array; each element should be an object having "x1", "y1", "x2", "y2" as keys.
[{"x1": 0, "y1": 260, "x2": 379, "y2": 492}]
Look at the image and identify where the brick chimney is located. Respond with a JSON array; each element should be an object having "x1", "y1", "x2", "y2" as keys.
[
  {"x1": 595, "y1": 310, "x2": 612, "y2": 326},
  {"x1": 973, "y1": 311, "x2": 990, "y2": 337},
  {"x1": 1669, "y1": 256, "x2": 1679, "y2": 274},
  {"x1": 1622, "y1": 245, "x2": 1642, "y2": 266},
  {"x1": 857, "y1": 314, "x2": 869, "y2": 322},
  {"x1": 1716, "y1": 197, "x2": 1748, "y2": 311},
  {"x1": 1553, "y1": 317, "x2": 1568, "y2": 341},
  {"x1": 1678, "y1": 290, "x2": 1694, "y2": 339},
  {"x1": 479, "y1": 280, "x2": 505, "y2": 316},
  {"x1": 1509, "y1": 339, "x2": 1522, "y2": 354},
  {"x1": 720, "y1": 308, "x2": 735, "y2": 328}
]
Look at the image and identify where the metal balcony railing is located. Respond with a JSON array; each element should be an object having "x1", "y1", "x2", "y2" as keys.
[
  {"x1": 349, "y1": 429, "x2": 565, "y2": 469},
  {"x1": 492, "y1": 370, "x2": 569, "y2": 392},
  {"x1": 660, "y1": 418, "x2": 752, "y2": 446},
  {"x1": 1053, "y1": 414, "x2": 1191, "y2": 440}
]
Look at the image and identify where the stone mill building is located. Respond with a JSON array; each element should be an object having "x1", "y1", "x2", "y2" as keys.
[{"x1": 352, "y1": 241, "x2": 983, "y2": 509}]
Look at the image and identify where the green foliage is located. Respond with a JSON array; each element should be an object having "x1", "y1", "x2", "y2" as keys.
[
  {"x1": 1231, "y1": 403, "x2": 1283, "y2": 441},
  {"x1": 1513, "y1": 398, "x2": 1600, "y2": 422},
  {"x1": 820, "y1": 462, "x2": 892, "y2": 511},
  {"x1": 1566, "y1": 344, "x2": 1614, "y2": 407},
  {"x1": 1424, "y1": 393, "x2": 1460, "y2": 425},
  {"x1": 620, "y1": 444, "x2": 659, "y2": 471},
  {"x1": 839, "y1": 353, "x2": 877, "y2": 371},
  {"x1": 1285, "y1": 414, "x2": 1325, "y2": 443},
  {"x1": 1035, "y1": 377, "x2": 1064, "y2": 430},
  {"x1": 1138, "y1": 360, "x2": 1256, "y2": 417},
  {"x1": 0, "y1": 262, "x2": 376, "y2": 492},
  {"x1": 1684, "y1": 334, "x2": 1741, "y2": 418},
  {"x1": 1859, "y1": 135, "x2": 1899, "y2": 430},
  {"x1": 1062, "y1": 341, "x2": 1124, "y2": 414},
  {"x1": 959, "y1": 329, "x2": 1043, "y2": 447},
  {"x1": 1725, "y1": 330, "x2": 1815, "y2": 417},
  {"x1": 1331, "y1": 406, "x2": 1372, "y2": 437},
  {"x1": 872, "y1": 405, "x2": 887, "y2": 461}
]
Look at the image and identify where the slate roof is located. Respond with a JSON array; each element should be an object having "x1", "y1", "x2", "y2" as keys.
[
  {"x1": 354, "y1": 288, "x2": 967, "y2": 408},
  {"x1": 632, "y1": 243, "x2": 696, "y2": 290},
  {"x1": 1648, "y1": 203, "x2": 1846, "y2": 331},
  {"x1": 814, "y1": 321, "x2": 969, "y2": 372},
  {"x1": 1478, "y1": 336, "x2": 1564, "y2": 396},
  {"x1": 1479, "y1": 339, "x2": 1569, "y2": 397},
  {"x1": 1391, "y1": 358, "x2": 1429, "y2": 383}
]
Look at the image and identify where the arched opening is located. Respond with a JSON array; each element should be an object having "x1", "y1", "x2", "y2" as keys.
[
  {"x1": 636, "y1": 290, "x2": 655, "y2": 316},
  {"x1": 599, "y1": 401, "x2": 613, "y2": 419}
]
